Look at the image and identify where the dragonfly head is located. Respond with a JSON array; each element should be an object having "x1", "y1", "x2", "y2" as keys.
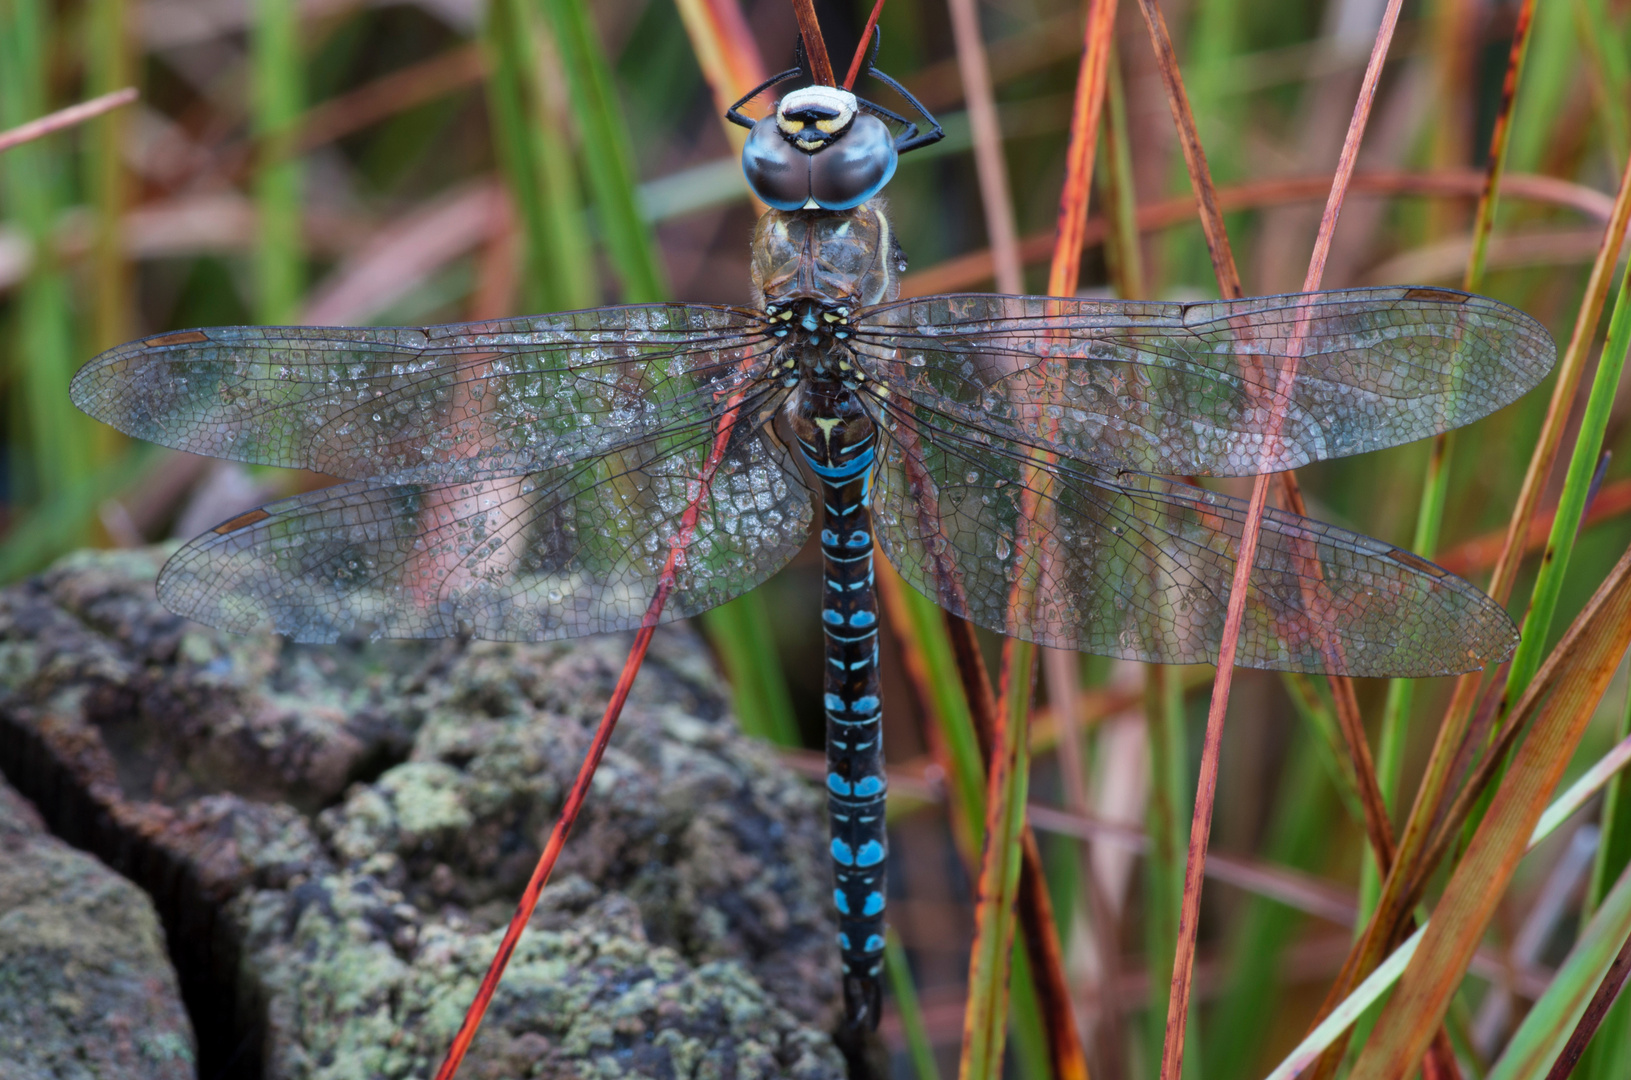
[{"x1": 743, "y1": 86, "x2": 897, "y2": 212}]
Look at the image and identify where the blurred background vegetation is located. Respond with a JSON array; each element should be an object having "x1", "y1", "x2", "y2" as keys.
[{"x1": 2, "y1": 0, "x2": 1630, "y2": 1077}]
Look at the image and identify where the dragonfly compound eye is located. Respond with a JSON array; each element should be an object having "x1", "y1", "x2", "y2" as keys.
[{"x1": 743, "y1": 87, "x2": 898, "y2": 212}]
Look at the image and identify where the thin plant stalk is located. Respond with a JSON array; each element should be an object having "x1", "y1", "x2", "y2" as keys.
[
  {"x1": 432, "y1": 378, "x2": 758, "y2": 1079},
  {"x1": 1364, "y1": 0, "x2": 1538, "y2": 927},
  {"x1": 1144, "y1": 663, "x2": 1195, "y2": 1079},
  {"x1": 1579, "y1": 685, "x2": 1631, "y2": 1077},
  {"x1": 1138, "y1": 0, "x2": 1405, "y2": 1074},
  {"x1": 885, "y1": 930, "x2": 944, "y2": 1080},
  {"x1": 1263, "y1": 707, "x2": 1631, "y2": 1077},
  {"x1": 0, "y1": 85, "x2": 135, "y2": 154},
  {"x1": 954, "y1": 0, "x2": 1097, "y2": 1070},
  {"x1": 1349, "y1": 539, "x2": 1631, "y2": 1078},
  {"x1": 1314, "y1": 151, "x2": 1631, "y2": 1072},
  {"x1": 788, "y1": 0, "x2": 833, "y2": 85}
]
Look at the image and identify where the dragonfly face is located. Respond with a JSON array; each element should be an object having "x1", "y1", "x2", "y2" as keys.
[
  {"x1": 69, "y1": 38, "x2": 1559, "y2": 1039},
  {"x1": 742, "y1": 86, "x2": 898, "y2": 211}
]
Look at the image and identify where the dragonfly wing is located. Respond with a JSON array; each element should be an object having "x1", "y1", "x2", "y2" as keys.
[
  {"x1": 868, "y1": 395, "x2": 1516, "y2": 677},
  {"x1": 71, "y1": 305, "x2": 772, "y2": 482},
  {"x1": 158, "y1": 409, "x2": 809, "y2": 642},
  {"x1": 852, "y1": 288, "x2": 1554, "y2": 476}
]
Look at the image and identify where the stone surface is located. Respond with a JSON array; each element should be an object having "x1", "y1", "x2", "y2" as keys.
[
  {"x1": 0, "y1": 775, "x2": 195, "y2": 1080},
  {"x1": 0, "y1": 547, "x2": 844, "y2": 1079}
]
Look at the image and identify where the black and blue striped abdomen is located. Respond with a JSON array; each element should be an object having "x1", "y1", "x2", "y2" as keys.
[{"x1": 790, "y1": 379, "x2": 888, "y2": 1030}]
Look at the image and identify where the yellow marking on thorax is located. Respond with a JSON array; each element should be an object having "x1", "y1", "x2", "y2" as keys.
[{"x1": 867, "y1": 208, "x2": 893, "y2": 306}]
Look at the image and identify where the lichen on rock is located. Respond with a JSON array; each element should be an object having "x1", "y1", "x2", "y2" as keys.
[
  {"x1": 0, "y1": 546, "x2": 844, "y2": 1078},
  {"x1": 0, "y1": 776, "x2": 196, "y2": 1079}
]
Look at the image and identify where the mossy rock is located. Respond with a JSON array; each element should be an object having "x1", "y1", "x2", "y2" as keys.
[{"x1": 0, "y1": 546, "x2": 843, "y2": 1079}]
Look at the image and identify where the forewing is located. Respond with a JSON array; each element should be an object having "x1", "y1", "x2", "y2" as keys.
[
  {"x1": 158, "y1": 403, "x2": 810, "y2": 642},
  {"x1": 851, "y1": 288, "x2": 1554, "y2": 476},
  {"x1": 868, "y1": 394, "x2": 1516, "y2": 677},
  {"x1": 72, "y1": 305, "x2": 773, "y2": 482}
]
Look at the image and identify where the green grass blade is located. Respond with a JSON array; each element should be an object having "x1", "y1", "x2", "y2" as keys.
[
  {"x1": 1486, "y1": 859, "x2": 1631, "y2": 1080},
  {"x1": 1498, "y1": 217, "x2": 1631, "y2": 743},
  {"x1": 880, "y1": 566, "x2": 1052, "y2": 1077},
  {"x1": 1350, "y1": 542, "x2": 1631, "y2": 1078},
  {"x1": 959, "y1": 641, "x2": 1035, "y2": 1080},
  {"x1": 85, "y1": 0, "x2": 131, "y2": 354},
  {"x1": 537, "y1": 0, "x2": 668, "y2": 302},
  {"x1": 0, "y1": 0, "x2": 92, "y2": 504},
  {"x1": 698, "y1": 595, "x2": 798, "y2": 747},
  {"x1": 1145, "y1": 663, "x2": 1201, "y2": 1080},
  {"x1": 0, "y1": 446, "x2": 161, "y2": 582},
  {"x1": 1205, "y1": 723, "x2": 1334, "y2": 1080},
  {"x1": 1365, "y1": 432, "x2": 1455, "y2": 920},
  {"x1": 1573, "y1": 0, "x2": 1630, "y2": 170},
  {"x1": 1264, "y1": 726, "x2": 1631, "y2": 1080},
  {"x1": 1579, "y1": 687, "x2": 1631, "y2": 1079},
  {"x1": 885, "y1": 929, "x2": 944, "y2": 1080},
  {"x1": 481, "y1": 0, "x2": 592, "y2": 313},
  {"x1": 251, "y1": 0, "x2": 304, "y2": 323}
]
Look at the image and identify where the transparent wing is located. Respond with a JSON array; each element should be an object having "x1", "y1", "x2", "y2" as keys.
[
  {"x1": 158, "y1": 398, "x2": 810, "y2": 643},
  {"x1": 71, "y1": 305, "x2": 774, "y2": 483},
  {"x1": 868, "y1": 392, "x2": 1516, "y2": 677},
  {"x1": 851, "y1": 287, "x2": 1554, "y2": 477}
]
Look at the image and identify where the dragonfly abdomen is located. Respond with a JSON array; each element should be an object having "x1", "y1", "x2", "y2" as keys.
[{"x1": 792, "y1": 382, "x2": 887, "y2": 1030}]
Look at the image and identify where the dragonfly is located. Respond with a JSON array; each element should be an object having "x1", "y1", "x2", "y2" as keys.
[{"x1": 71, "y1": 36, "x2": 1554, "y2": 1035}]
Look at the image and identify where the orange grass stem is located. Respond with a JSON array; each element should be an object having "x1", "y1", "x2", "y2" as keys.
[
  {"x1": 789, "y1": 0, "x2": 834, "y2": 86},
  {"x1": 1047, "y1": 0, "x2": 1119, "y2": 299},
  {"x1": 431, "y1": 621, "x2": 656, "y2": 1080},
  {"x1": 433, "y1": 377, "x2": 755, "y2": 1078},
  {"x1": 843, "y1": 0, "x2": 887, "y2": 91},
  {"x1": 1149, "y1": 2, "x2": 1405, "y2": 1077}
]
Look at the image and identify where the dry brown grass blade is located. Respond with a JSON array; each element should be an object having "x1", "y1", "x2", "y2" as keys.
[
  {"x1": 1131, "y1": 0, "x2": 1242, "y2": 298},
  {"x1": 1309, "y1": 148, "x2": 1631, "y2": 1078},
  {"x1": 944, "y1": 614, "x2": 1089, "y2": 1080},
  {"x1": 1136, "y1": 1, "x2": 1407, "y2": 1076},
  {"x1": 293, "y1": 46, "x2": 485, "y2": 157},
  {"x1": 788, "y1": 0, "x2": 834, "y2": 86},
  {"x1": 1047, "y1": 0, "x2": 1119, "y2": 298},
  {"x1": 1463, "y1": 0, "x2": 1535, "y2": 293},
  {"x1": 1436, "y1": 476, "x2": 1631, "y2": 577},
  {"x1": 900, "y1": 169, "x2": 1615, "y2": 296},
  {"x1": 0, "y1": 87, "x2": 136, "y2": 154},
  {"x1": 1485, "y1": 150, "x2": 1631, "y2": 609},
  {"x1": 1541, "y1": 932, "x2": 1631, "y2": 1080},
  {"x1": 1348, "y1": 539, "x2": 1631, "y2": 1078}
]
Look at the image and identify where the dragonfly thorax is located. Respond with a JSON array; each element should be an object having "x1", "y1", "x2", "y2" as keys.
[
  {"x1": 751, "y1": 205, "x2": 904, "y2": 313},
  {"x1": 788, "y1": 378, "x2": 876, "y2": 477}
]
